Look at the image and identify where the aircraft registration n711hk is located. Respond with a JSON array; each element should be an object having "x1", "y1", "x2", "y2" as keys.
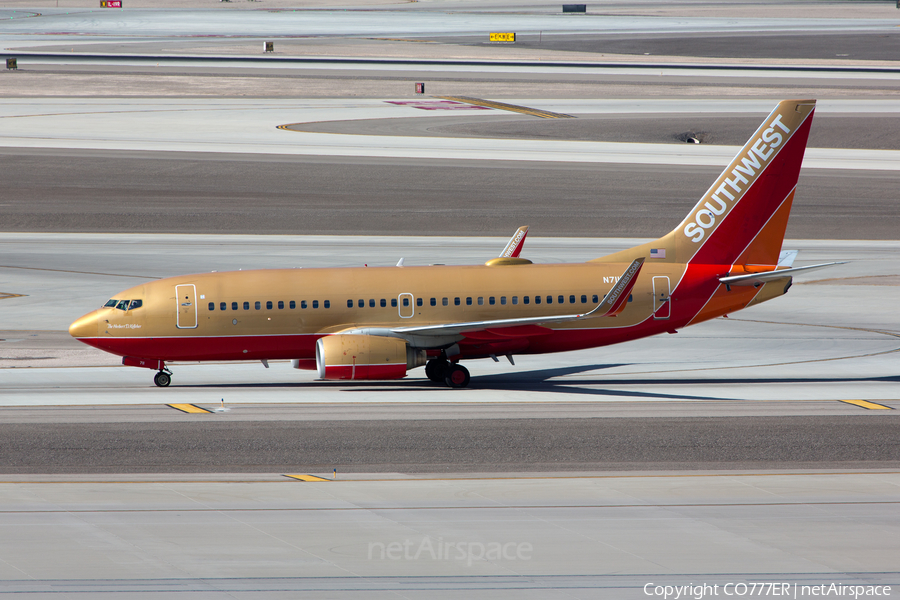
[{"x1": 70, "y1": 99, "x2": 839, "y2": 389}]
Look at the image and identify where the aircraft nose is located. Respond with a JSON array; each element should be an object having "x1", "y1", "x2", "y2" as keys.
[{"x1": 69, "y1": 311, "x2": 99, "y2": 339}]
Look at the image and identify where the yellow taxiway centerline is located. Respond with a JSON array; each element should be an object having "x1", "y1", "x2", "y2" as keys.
[
  {"x1": 167, "y1": 403, "x2": 212, "y2": 414},
  {"x1": 435, "y1": 96, "x2": 575, "y2": 119},
  {"x1": 840, "y1": 399, "x2": 894, "y2": 410},
  {"x1": 284, "y1": 474, "x2": 331, "y2": 482}
]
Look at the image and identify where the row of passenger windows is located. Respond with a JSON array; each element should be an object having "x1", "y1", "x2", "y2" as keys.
[
  {"x1": 350, "y1": 294, "x2": 601, "y2": 308},
  {"x1": 206, "y1": 294, "x2": 627, "y2": 312},
  {"x1": 209, "y1": 300, "x2": 330, "y2": 311}
]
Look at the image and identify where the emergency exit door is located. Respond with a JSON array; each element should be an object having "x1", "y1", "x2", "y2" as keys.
[
  {"x1": 175, "y1": 284, "x2": 198, "y2": 329},
  {"x1": 652, "y1": 276, "x2": 671, "y2": 320}
]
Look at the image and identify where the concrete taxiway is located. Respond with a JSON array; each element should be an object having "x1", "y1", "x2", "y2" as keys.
[{"x1": 0, "y1": 472, "x2": 898, "y2": 599}]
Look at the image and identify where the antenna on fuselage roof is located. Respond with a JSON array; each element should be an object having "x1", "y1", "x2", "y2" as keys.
[{"x1": 396, "y1": 258, "x2": 405, "y2": 267}]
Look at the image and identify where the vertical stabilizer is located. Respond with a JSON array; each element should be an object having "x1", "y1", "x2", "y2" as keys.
[
  {"x1": 677, "y1": 99, "x2": 815, "y2": 266},
  {"x1": 592, "y1": 100, "x2": 815, "y2": 267}
]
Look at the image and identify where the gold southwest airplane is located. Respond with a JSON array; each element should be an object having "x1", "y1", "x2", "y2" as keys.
[{"x1": 70, "y1": 99, "x2": 837, "y2": 389}]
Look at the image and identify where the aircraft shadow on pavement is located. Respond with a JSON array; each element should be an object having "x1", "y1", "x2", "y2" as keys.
[
  {"x1": 175, "y1": 363, "x2": 900, "y2": 401},
  {"x1": 175, "y1": 363, "x2": 752, "y2": 401}
]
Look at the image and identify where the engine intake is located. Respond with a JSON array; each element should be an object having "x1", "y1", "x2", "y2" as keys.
[{"x1": 316, "y1": 334, "x2": 426, "y2": 380}]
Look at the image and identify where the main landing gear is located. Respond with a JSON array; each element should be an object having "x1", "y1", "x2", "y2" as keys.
[
  {"x1": 153, "y1": 369, "x2": 172, "y2": 387},
  {"x1": 425, "y1": 358, "x2": 470, "y2": 389}
]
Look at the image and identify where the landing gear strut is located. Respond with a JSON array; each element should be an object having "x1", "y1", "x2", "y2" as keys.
[
  {"x1": 153, "y1": 370, "x2": 172, "y2": 387},
  {"x1": 425, "y1": 358, "x2": 448, "y2": 383}
]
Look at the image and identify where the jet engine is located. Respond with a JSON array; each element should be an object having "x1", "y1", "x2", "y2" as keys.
[{"x1": 316, "y1": 334, "x2": 426, "y2": 380}]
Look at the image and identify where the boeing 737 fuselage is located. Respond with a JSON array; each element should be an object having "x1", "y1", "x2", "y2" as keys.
[{"x1": 70, "y1": 100, "x2": 832, "y2": 388}]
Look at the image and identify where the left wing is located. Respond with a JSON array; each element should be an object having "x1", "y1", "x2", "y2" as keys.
[{"x1": 392, "y1": 258, "x2": 644, "y2": 337}]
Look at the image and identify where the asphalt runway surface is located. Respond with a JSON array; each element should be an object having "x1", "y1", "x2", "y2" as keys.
[
  {"x1": 3, "y1": 148, "x2": 898, "y2": 238},
  {"x1": 2, "y1": 416, "x2": 899, "y2": 474}
]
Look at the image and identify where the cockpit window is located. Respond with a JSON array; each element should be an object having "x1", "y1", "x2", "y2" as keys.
[{"x1": 105, "y1": 299, "x2": 142, "y2": 310}]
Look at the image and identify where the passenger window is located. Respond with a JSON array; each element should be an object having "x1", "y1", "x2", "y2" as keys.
[
  {"x1": 489, "y1": 297, "x2": 495, "y2": 305},
  {"x1": 477, "y1": 297, "x2": 484, "y2": 305},
  {"x1": 130, "y1": 300, "x2": 143, "y2": 310},
  {"x1": 380, "y1": 299, "x2": 386, "y2": 307},
  {"x1": 347, "y1": 299, "x2": 353, "y2": 308},
  {"x1": 512, "y1": 296, "x2": 518, "y2": 305},
  {"x1": 266, "y1": 301, "x2": 273, "y2": 310},
  {"x1": 500, "y1": 296, "x2": 506, "y2": 305},
  {"x1": 466, "y1": 297, "x2": 472, "y2": 306},
  {"x1": 402, "y1": 298, "x2": 410, "y2": 307},
  {"x1": 290, "y1": 301, "x2": 296, "y2": 309},
  {"x1": 431, "y1": 298, "x2": 437, "y2": 307},
  {"x1": 569, "y1": 295, "x2": 575, "y2": 304},
  {"x1": 324, "y1": 300, "x2": 330, "y2": 308},
  {"x1": 104, "y1": 299, "x2": 118, "y2": 308},
  {"x1": 208, "y1": 302, "x2": 215, "y2": 311},
  {"x1": 581, "y1": 295, "x2": 587, "y2": 304},
  {"x1": 454, "y1": 297, "x2": 460, "y2": 306},
  {"x1": 442, "y1": 298, "x2": 449, "y2": 306},
  {"x1": 255, "y1": 301, "x2": 261, "y2": 310},
  {"x1": 312, "y1": 300, "x2": 319, "y2": 309},
  {"x1": 558, "y1": 295, "x2": 564, "y2": 304},
  {"x1": 547, "y1": 296, "x2": 553, "y2": 304},
  {"x1": 243, "y1": 301, "x2": 250, "y2": 310},
  {"x1": 391, "y1": 299, "x2": 398, "y2": 308},
  {"x1": 535, "y1": 296, "x2": 541, "y2": 305},
  {"x1": 592, "y1": 294, "x2": 599, "y2": 303},
  {"x1": 301, "y1": 301, "x2": 307, "y2": 309},
  {"x1": 358, "y1": 299, "x2": 364, "y2": 308},
  {"x1": 416, "y1": 298, "x2": 423, "y2": 307},
  {"x1": 219, "y1": 302, "x2": 226, "y2": 310},
  {"x1": 523, "y1": 296, "x2": 530, "y2": 305},
  {"x1": 369, "y1": 299, "x2": 375, "y2": 307},
  {"x1": 278, "y1": 301, "x2": 284, "y2": 309},
  {"x1": 232, "y1": 302, "x2": 238, "y2": 311},
  {"x1": 628, "y1": 295, "x2": 633, "y2": 303}
]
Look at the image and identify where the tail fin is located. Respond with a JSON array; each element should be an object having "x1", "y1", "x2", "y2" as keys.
[{"x1": 594, "y1": 100, "x2": 815, "y2": 266}]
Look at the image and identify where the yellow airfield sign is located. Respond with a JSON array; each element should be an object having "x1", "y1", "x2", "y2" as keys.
[{"x1": 489, "y1": 32, "x2": 516, "y2": 42}]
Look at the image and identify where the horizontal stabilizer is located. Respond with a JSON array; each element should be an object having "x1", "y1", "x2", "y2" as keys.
[
  {"x1": 777, "y1": 250, "x2": 798, "y2": 267},
  {"x1": 719, "y1": 262, "x2": 845, "y2": 287},
  {"x1": 393, "y1": 258, "x2": 644, "y2": 337}
]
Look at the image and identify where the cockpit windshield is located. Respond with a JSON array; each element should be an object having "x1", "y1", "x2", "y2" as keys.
[{"x1": 103, "y1": 299, "x2": 142, "y2": 311}]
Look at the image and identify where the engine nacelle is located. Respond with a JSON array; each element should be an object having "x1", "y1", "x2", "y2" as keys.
[{"x1": 316, "y1": 334, "x2": 426, "y2": 381}]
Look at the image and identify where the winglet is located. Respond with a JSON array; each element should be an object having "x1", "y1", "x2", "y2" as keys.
[
  {"x1": 500, "y1": 226, "x2": 529, "y2": 258},
  {"x1": 593, "y1": 258, "x2": 644, "y2": 317}
]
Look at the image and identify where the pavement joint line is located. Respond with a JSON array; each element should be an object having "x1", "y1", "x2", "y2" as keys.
[
  {"x1": 284, "y1": 474, "x2": 331, "y2": 482},
  {"x1": 435, "y1": 95, "x2": 575, "y2": 119},
  {"x1": 840, "y1": 399, "x2": 894, "y2": 410},
  {"x1": 4, "y1": 471, "x2": 898, "y2": 485},
  {"x1": 0, "y1": 500, "x2": 898, "y2": 514},
  {"x1": 167, "y1": 403, "x2": 212, "y2": 414}
]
